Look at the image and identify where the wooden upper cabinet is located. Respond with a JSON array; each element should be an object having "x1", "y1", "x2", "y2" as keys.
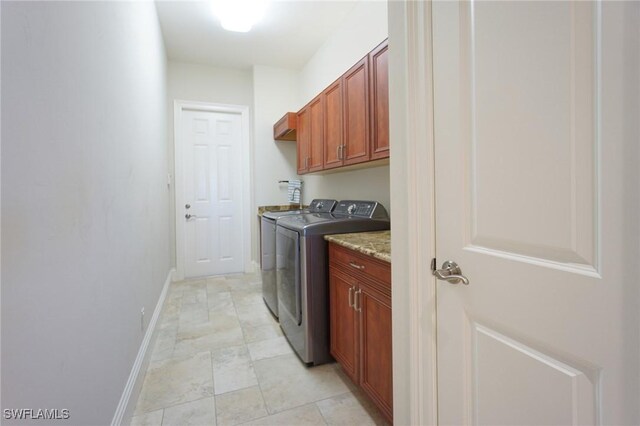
[
  {"x1": 343, "y1": 57, "x2": 371, "y2": 166},
  {"x1": 297, "y1": 95, "x2": 323, "y2": 174},
  {"x1": 273, "y1": 112, "x2": 297, "y2": 141},
  {"x1": 289, "y1": 38, "x2": 389, "y2": 174},
  {"x1": 369, "y1": 39, "x2": 389, "y2": 160},
  {"x1": 323, "y1": 79, "x2": 344, "y2": 170},
  {"x1": 296, "y1": 107, "x2": 310, "y2": 174},
  {"x1": 308, "y1": 95, "x2": 324, "y2": 172}
]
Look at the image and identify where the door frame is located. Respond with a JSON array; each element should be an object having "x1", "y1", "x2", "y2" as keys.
[
  {"x1": 388, "y1": 2, "x2": 437, "y2": 425},
  {"x1": 173, "y1": 100, "x2": 252, "y2": 281},
  {"x1": 389, "y1": 2, "x2": 640, "y2": 425}
]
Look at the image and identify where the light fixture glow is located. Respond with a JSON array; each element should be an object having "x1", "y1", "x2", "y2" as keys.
[{"x1": 211, "y1": 0, "x2": 270, "y2": 33}]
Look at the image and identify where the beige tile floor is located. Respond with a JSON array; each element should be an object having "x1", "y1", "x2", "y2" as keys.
[{"x1": 131, "y1": 273, "x2": 388, "y2": 426}]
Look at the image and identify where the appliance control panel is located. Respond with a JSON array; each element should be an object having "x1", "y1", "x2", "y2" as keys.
[
  {"x1": 334, "y1": 201, "x2": 388, "y2": 219},
  {"x1": 308, "y1": 199, "x2": 337, "y2": 213}
]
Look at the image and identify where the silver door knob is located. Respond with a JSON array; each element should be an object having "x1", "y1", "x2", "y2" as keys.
[
  {"x1": 433, "y1": 261, "x2": 469, "y2": 285},
  {"x1": 185, "y1": 203, "x2": 191, "y2": 209},
  {"x1": 185, "y1": 213, "x2": 197, "y2": 220}
]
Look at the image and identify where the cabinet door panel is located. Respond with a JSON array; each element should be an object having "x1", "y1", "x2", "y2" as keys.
[
  {"x1": 324, "y1": 80, "x2": 343, "y2": 169},
  {"x1": 309, "y1": 95, "x2": 324, "y2": 172},
  {"x1": 370, "y1": 40, "x2": 389, "y2": 160},
  {"x1": 359, "y1": 282, "x2": 393, "y2": 422},
  {"x1": 329, "y1": 267, "x2": 359, "y2": 382},
  {"x1": 343, "y1": 58, "x2": 370, "y2": 165},
  {"x1": 296, "y1": 107, "x2": 309, "y2": 174}
]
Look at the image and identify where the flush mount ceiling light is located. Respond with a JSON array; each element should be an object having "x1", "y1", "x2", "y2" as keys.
[{"x1": 211, "y1": 0, "x2": 270, "y2": 33}]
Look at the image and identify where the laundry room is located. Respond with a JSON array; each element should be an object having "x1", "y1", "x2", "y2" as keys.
[{"x1": 2, "y1": 1, "x2": 639, "y2": 426}]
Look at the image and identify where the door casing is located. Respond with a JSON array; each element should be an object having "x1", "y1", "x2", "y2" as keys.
[
  {"x1": 173, "y1": 100, "x2": 252, "y2": 281},
  {"x1": 389, "y1": 1, "x2": 639, "y2": 424},
  {"x1": 388, "y1": 2, "x2": 438, "y2": 425}
]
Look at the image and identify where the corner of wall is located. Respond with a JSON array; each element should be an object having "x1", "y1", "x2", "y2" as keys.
[
  {"x1": 250, "y1": 65, "x2": 301, "y2": 263},
  {"x1": 293, "y1": 0, "x2": 391, "y2": 212},
  {"x1": 114, "y1": 268, "x2": 175, "y2": 426}
]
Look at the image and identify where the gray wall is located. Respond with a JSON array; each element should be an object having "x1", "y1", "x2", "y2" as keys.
[{"x1": 1, "y1": 2, "x2": 171, "y2": 424}]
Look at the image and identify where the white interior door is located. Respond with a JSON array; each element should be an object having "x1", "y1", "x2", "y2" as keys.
[
  {"x1": 181, "y1": 109, "x2": 244, "y2": 278},
  {"x1": 433, "y1": 1, "x2": 638, "y2": 424}
]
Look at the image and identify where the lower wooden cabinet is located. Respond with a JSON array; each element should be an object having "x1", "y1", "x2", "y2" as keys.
[
  {"x1": 329, "y1": 243, "x2": 393, "y2": 423},
  {"x1": 329, "y1": 269, "x2": 359, "y2": 381},
  {"x1": 359, "y1": 280, "x2": 393, "y2": 417}
]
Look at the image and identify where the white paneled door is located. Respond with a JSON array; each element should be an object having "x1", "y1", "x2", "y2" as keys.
[
  {"x1": 433, "y1": 1, "x2": 637, "y2": 424},
  {"x1": 181, "y1": 109, "x2": 244, "y2": 278}
]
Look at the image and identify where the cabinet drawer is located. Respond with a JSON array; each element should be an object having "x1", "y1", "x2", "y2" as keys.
[{"x1": 329, "y1": 243, "x2": 391, "y2": 289}]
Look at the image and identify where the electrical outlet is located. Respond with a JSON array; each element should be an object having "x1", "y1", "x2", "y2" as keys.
[{"x1": 141, "y1": 307, "x2": 145, "y2": 331}]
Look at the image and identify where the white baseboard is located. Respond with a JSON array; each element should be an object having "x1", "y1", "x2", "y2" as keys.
[
  {"x1": 248, "y1": 260, "x2": 260, "y2": 274},
  {"x1": 111, "y1": 268, "x2": 175, "y2": 426}
]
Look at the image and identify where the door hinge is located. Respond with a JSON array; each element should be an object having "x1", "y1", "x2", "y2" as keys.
[{"x1": 431, "y1": 257, "x2": 436, "y2": 272}]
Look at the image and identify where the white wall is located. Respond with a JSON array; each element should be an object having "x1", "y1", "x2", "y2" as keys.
[
  {"x1": 299, "y1": 1, "x2": 389, "y2": 101},
  {"x1": 251, "y1": 65, "x2": 299, "y2": 262},
  {"x1": 166, "y1": 61, "x2": 254, "y2": 266},
  {"x1": 1, "y1": 2, "x2": 170, "y2": 425},
  {"x1": 252, "y1": 66, "x2": 299, "y2": 207},
  {"x1": 297, "y1": 0, "x2": 391, "y2": 213}
]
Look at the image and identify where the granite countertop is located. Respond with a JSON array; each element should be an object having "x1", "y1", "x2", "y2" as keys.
[
  {"x1": 325, "y1": 230, "x2": 391, "y2": 263},
  {"x1": 257, "y1": 204, "x2": 307, "y2": 217}
]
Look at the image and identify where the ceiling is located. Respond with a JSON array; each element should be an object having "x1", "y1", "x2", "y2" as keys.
[{"x1": 155, "y1": 1, "x2": 360, "y2": 70}]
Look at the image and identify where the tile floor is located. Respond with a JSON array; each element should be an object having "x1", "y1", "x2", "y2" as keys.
[{"x1": 131, "y1": 273, "x2": 388, "y2": 426}]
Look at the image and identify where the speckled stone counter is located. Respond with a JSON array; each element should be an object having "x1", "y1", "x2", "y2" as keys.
[
  {"x1": 257, "y1": 204, "x2": 308, "y2": 217},
  {"x1": 325, "y1": 230, "x2": 391, "y2": 263}
]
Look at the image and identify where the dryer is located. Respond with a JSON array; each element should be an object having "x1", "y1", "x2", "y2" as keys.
[
  {"x1": 260, "y1": 199, "x2": 336, "y2": 318},
  {"x1": 275, "y1": 200, "x2": 390, "y2": 365}
]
